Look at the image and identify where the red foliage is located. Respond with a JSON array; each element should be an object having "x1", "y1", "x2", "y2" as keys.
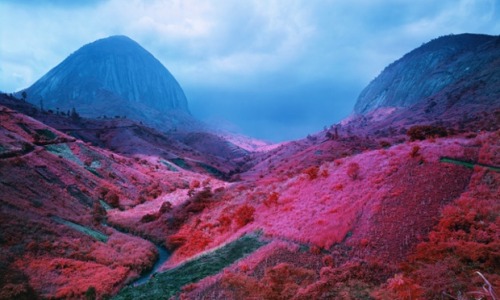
[
  {"x1": 322, "y1": 255, "x2": 334, "y2": 267},
  {"x1": 409, "y1": 145, "x2": 420, "y2": 158},
  {"x1": 264, "y1": 192, "x2": 279, "y2": 207},
  {"x1": 217, "y1": 214, "x2": 232, "y2": 232},
  {"x1": 167, "y1": 234, "x2": 187, "y2": 249},
  {"x1": 309, "y1": 245, "x2": 322, "y2": 255},
  {"x1": 190, "y1": 180, "x2": 200, "y2": 189},
  {"x1": 219, "y1": 263, "x2": 315, "y2": 299},
  {"x1": 234, "y1": 205, "x2": 255, "y2": 227},
  {"x1": 407, "y1": 125, "x2": 448, "y2": 141},
  {"x1": 303, "y1": 166, "x2": 319, "y2": 180},
  {"x1": 104, "y1": 192, "x2": 119, "y2": 208},
  {"x1": 346, "y1": 162, "x2": 360, "y2": 180},
  {"x1": 91, "y1": 200, "x2": 106, "y2": 225},
  {"x1": 173, "y1": 230, "x2": 212, "y2": 258},
  {"x1": 375, "y1": 168, "x2": 500, "y2": 299}
]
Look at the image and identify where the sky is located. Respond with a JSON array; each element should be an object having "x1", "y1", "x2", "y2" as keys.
[{"x1": 0, "y1": 0, "x2": 499, "y2": 142}]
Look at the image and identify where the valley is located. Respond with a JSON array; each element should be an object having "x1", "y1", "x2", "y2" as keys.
[{"x1": 0, "y1": 33, "x2": 499, "y2": 299}]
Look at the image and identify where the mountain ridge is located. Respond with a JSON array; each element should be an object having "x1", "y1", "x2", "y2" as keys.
[{"x1": 354, "y1": 33, "x2": 500, "y2": 114}]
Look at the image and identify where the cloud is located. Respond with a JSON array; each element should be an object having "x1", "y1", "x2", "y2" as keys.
[
  {"x1": 0, "y1": 0, "x2": 499, "y2": 141},
  {"x1": 0, "y1": 0, "x2": 105, "y2": 8}
]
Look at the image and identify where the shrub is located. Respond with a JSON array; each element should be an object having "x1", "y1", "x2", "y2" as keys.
[
  {"x1": 264, "y1": 192, "x2": 279, "y2": 207},
  {"x1": 347, "y1": 162, "x2": 360, "y2": 180},
  {"x1": 409, "y1": 145, "x2": 420, "y2": 158},
  {"x1": 140, "y1": 213, "x2": 158, "y2": 223},
  {"x1": 159, "y1": 201, "x2": 173, "y2": 214},
  {"x1": 92, "y1": 200, "x2": 106, "y2": 225},
  {"x1": 407, "y1": 125, "x2": 448, "y2": 141},
  {"x1": 218, "y1": 214, "x2": 232, "y2": 232},
  {"x1": 322, "y1": 255, "x2": 335, "y2": 267},
  {"x1": 235, "y1": 205, "x2": 255, "y2": 227},
  {"x1": 380, "y1": 140, "x2": 391, "y2": 148},
  {"x1": 167, "y1": 234, "x2": 187, "y2": 249},
  {"x1": 304, "y1": 166, "x2": 319, "y2": 180},
  {"x1": 104, "y1": 192, "x2": 119, "y2": 208},
  {"x1": 190, "y1": 180, "x2": 201, "y2": 189}
]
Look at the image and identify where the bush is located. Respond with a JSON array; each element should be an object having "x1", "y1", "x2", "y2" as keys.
[
  {"x1": 159, "y1": 201, "x2": 173, "y2": 214},
  {"x1": 304, "y1": 166, "x2": 319, "y2": 180},
  {"x1": 105, "y1": 192, "x2": 119, "y2": 208},
  {"x1": 380, "y1": 140, "x2": 391, "y2": 148},
  {"x1": 409, "y1": 145, "x2": 420, "y2": 158},
  {"x1": 235, "y1": 205, "x2": 255, "y2": 227},
  {"x1": 140, "y1": 213, "x2": 158, "y2": 223},
  {"x1": 92, "y1": 201, "x2": 106, "y2": 225},
  {"x1": 407, "y1": 125, "x2": 448, "y2": 141},
  {"x1": 264, "y1": 192, "x2": 279, "y2": 207},
  {"x1": 347, "y1": 162, "x2": 360, "y2": 180}
]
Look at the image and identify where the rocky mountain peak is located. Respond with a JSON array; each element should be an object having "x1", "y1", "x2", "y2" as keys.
[
  {"x1": 22, "y1": 35, "x2": 190, "y2": 128},
  {"x1": 354, "y1": 33, "x2": 500, "y2": 114}
]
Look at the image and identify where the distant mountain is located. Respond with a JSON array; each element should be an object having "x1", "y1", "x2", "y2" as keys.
[
  {"x1": 21, "y1": 35, "x2": 191, "y2": 129},
  {"x1": 354, "y1": 33, "x2": 500, "y2": 114}
]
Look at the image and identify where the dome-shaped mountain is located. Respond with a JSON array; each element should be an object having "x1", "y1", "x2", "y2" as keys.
[
  {"x1": 22, "y1": 35, "x2": 190, "y2": 128},
  {"x1": 354, "y1": 33, "x2": 500, "y2": 114}
]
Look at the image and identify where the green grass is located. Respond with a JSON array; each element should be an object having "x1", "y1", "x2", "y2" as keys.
[
  {"x1": 100, "y1": 200, "x2": 113, "y2": 210},
  {"x1": 170, "y1": 158, "x2": 190, "y2": 170},
  {"x1": 85, "y1": 166, "x2": 103, "y2": 178},
  {"x1": 440, "y1": 157, "x2": 500, "y2": 172},
  {"x1": 52, "y1": 216, "x2": 108, "y2": 242},
  {"x1": 159, "y1": 159, "x2": 179, "y2": 172},
  {"x1": 113, "y1": 232, "x2": 268, "y2": 300},
  {"x1": 35, "y1": 129, "x2": 57, "y2": 140},
  {"x1": 198, "y1": 163, "x2": 225, "y2": 178},
  {"x1": 45, "y1": 143, "x2": 83, "y2": 166}
]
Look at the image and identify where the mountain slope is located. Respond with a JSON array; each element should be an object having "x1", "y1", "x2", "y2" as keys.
[
  {"x1": 354, "y1": 33, "x2": 500, "y2": 114},
  {"x1": 21, "y1": 35, "x2": 191, "y2": 129}
]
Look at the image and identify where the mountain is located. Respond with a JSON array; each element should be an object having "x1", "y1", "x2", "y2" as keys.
[
  {"x1": 354, "y1": 33, "x2": 500, "y2": 114},
  {"x1": 21, "y1": 35, "x2": 191, "y2": 129},
  {"x1": 1, "y1": 32, "x2": 499, "y2": 299}
]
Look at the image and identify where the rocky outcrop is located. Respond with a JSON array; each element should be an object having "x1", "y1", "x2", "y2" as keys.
[
  {"x1": 354, "y1": 33, "x2": 500, "y2": 114},
  {"x1": 21, "y1": 35, "x2": 190, "y2": 128}
]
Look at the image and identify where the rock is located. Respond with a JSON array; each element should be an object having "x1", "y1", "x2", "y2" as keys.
[
  {"x1": 354, "y1": 33, "x2": 500, "y2": 114},
  {"x1": 21, "y1": 35, "x2": 191, "y2": 129}
]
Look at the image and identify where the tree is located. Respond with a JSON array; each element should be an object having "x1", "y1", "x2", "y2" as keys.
[
  {"x1": 21, "y1": 91, "x2": 27, "y2": 101},
  {"x1": 71, "y1": 107, "x2": 80, "y2": 121}
]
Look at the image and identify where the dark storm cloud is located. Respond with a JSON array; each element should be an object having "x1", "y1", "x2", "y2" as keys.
[{"x1": 1, "y1": 0, "x2": 499, "y2": 142}]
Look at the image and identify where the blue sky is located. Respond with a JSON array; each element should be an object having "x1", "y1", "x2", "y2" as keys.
[{"x1": 0, "y1": 0, "x2": 499, "y2": 142}]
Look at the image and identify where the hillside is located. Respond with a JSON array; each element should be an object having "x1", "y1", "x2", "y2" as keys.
[
  {"x1": 0, "y1": 32, "x2": 499, "y2": 300},
  {"x1": 0, "y1": 99, "x2": 229, "y2": 298}
]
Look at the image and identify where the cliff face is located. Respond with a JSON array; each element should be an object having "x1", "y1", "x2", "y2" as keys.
[
  {"x1": 354, "y1": 33, "x2": 500, "y2": 114},
  {"x1": 22, "y1": 35, "x2": 190, "y2": 128}
]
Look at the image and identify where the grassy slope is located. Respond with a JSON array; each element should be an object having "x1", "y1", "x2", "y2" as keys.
[{"x1": 114, "y1": 232, "x2": 267, "y2": 299}]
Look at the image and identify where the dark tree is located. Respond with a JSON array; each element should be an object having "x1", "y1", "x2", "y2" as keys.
[{"x1": 71, "y1": 107, "x2": 80, "y2": 121}]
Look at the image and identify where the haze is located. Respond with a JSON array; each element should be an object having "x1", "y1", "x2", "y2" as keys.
[{"x1": 0, "y1": 0, "x2": 498, "y2": 142}]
